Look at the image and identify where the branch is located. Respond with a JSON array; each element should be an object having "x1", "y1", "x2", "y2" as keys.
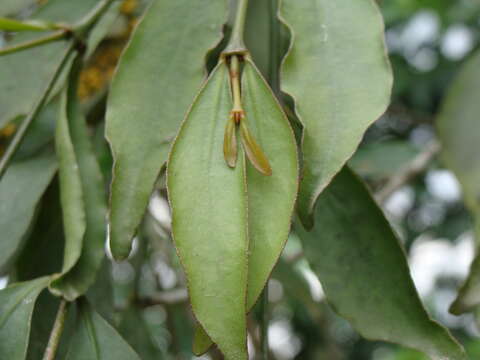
[
  {"x1": 375, "y1": 140, "x2": 441, "y2": 204},
  {"x1": 42, "y1": 300, "x2": 68, "y2": 360},
  {"x1": 137, "y1": 288, "x2": 189, "y2": 306},
  {"x1": 0, "y1": 30, "x2": 68, "y2": 57},
  {"x1": 0, "y1": 41, "x2": 76, "y2": 179}
]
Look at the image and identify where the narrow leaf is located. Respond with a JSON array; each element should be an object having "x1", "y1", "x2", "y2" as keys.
[
  {"x1": 50, "y1": 56, "x2": 107, "y2": 301},
  {"x1": 223, "y1": 116, "x2": 238, "y2": 168},
  {"x1": 106, "y1": 0, "x2": 227, "y2": 260},
  {"x1": 436, "y1": 51, "x2": 480, "y2": 314},
  {"x1": 167, "y1": 63, "x2": 248, "y2": 360},
  {"x1": 0, "y1": 148, "x2": 56, "y2": 272},
  {"x1": 0, "y1": 277, "x2": 50, "y2": 360},
  {"x1": 194, "y1": 60, "x2": 298, "y2": 354},
  {"x1": 280, "y1": 0, "x2": 393, "y2": 227},
  {"x1": 66, "y1": 299, "x2": 141, "y2": 360},
  {"x1": 0, "y1": 17, "x2": 54, "y2": 31},
  {"x1": 295, "y1": 167, "x2": 466, "y2": 360}
]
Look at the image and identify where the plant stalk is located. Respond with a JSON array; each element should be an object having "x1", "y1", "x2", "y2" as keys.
[
  {"x1": 229, "y1": 55, "x2": 244, "y2": 122},
  {"x1": 0, "y1": 30, "x2": 68, "y2": 57},
  {"x1": 42, "y1": 299, "x2": 68, "y2": 360},
  {"x1": 73, "y1": 0, "x2": 116, "y2": 35},
  {"x1": 0, "y1": 41, "x2": 75, "y2": 180},
  {"x1": 224, "y1": 0, "x2": 249, "y2": 54}
]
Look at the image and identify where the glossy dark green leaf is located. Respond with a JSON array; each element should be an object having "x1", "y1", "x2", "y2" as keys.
[
  {"x1": 295, "y1": 167, "x2": 466, "y2": 360},
  {"x1": 0, "y1": 148, "x2": 56, "y2": 272},
  {"x1": 0, "y1": 0, "x2": 118, "y2": 128},
  {"x1": 167, "y1": 63, "x2": 248, "y2": 360},
  {"x1": 66, "y1": 299, "x2": 141, "y2": 360},
  {"x1": 436, "y1": 51, "x2": 480, "y2": 315},
  {"x1": 50, "y1": 56, "x2": 107, "y2": 301},
  {"x1": 0, "y1": 277, "x2": 50, "y2": 360},
  {"x1": 0, "y1": 17, "x2": 54, "y2": 31},
  {"x1": 106, "y1": 0, "x2": 227, "y2": 260},
  {"x1": 193, "y1": 60, "x2": 298, "y2": 355},
  {"x1": 280, "y1": 0, "x2": 393, "y2": 227}
]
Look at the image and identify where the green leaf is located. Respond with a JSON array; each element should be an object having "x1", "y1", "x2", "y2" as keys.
[
  {"x1": 50, "y1": 56, "x2": 107, "y2": 301},
  {"x1": 0, "y1": 17, "x2": 54, "y2": 31},
  {"x1": 66, "y1": 299, "x2": 141, "y2": 360},
  {"x1": 193, "y1": 60, "x2": 299, "y2": 355},
  {"x1": 0, "y1": 148, "x2": 57, "y2": 272},
  {"x1": 295, "y1": 167, "x2": 466, "y2": 360},
  {"x1": 0, "y1": 0, "x2": 34, "y2": 17},
  {"x1": 436, "y1": 51, "x2": 480, "y2": 315},
  {"x1": 106, "y1": 0, "x2": 227, "y2": 260},
  {"x1": 167, "y1": 62, "x2": 248, "y2": 360},
  {"x1": 0, "y1": 277, "x2": 50, "y2": 360},
  {"x1": 118, "y1": 309, "x2": 162, "y2": 360},
  {"x1": 280, "y1": 0, "x2": 393, "y2": 227},
  {"x1": 349, "y1": 140, "x2": 419, "y2": 179},
  {"x1": 0, "y1": 0, "x2": 115, "y2": 128},
  {"x1": 15, "y1": 179, "x2": 64, "y2": 281}
]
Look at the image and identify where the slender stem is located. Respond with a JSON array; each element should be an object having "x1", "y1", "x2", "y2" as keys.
[
  {"x1": 42, "y1": 300, "x2": 68, "y2": 360},
  {"x1": 224, "y1": 0, "x2": 249, "y2": 54},
  {"x1": 259, "y1": 284, "x2": 269, "y2": 360},
  {"x1": 0, "y1": 30, "x2": 67, "y2": 57},
  {"x1": 0, "y1": 42, "x2": 75, "y2": 180},
  {"x1": 73, "y1": 0, "x2": 116, "y2": 35},
  {"x1": 230, "y1": 55, "x2": 244, "y2": 121}
]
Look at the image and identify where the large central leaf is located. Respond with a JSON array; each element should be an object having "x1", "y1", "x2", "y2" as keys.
[
  {"x1": 167, "y1": 63, "x2": 248, "y2": 360},
  {"x1": 280, "y1": 0, "x2": 393, "y2": 227},
  {"x1": 106, "y1": 0, "x2": 227, "y2": 260}
]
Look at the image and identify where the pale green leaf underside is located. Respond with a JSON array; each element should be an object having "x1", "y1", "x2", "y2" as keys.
[
  {"x1": 280, "y1": 0, "x2": 393, "y2": 227},
  {"x1": 436, "y1": 51, "x2": 480, "y2": 314},
  {"x1": 0, "y1": 277, "x2": 50, "y2": 360},
  {"x1": 193, "y1": 60, "x2": 299, "y2": 354},
  {"x1": 0, "y1": 149, "x2": 56, "y2": 272},
  {"x1": 50, "y1": 57, "x2": 107, "y2": 301},
  {"x1": 66, "y1": 299, "x2": 141, "y2": 360},
  {"x1": 295, "y1": 167, "x2": 466, "y2": 360},
  {"x1": 167, "y1": 63, "x2": 248, "y2": 360},
  {"x1": 106, "y1": 0, "x2": 227, "y2": 260}
]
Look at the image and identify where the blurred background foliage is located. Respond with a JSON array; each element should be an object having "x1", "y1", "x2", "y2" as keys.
[{"x1": 1, "y1": 0, "x2": 480, "y2": 359}]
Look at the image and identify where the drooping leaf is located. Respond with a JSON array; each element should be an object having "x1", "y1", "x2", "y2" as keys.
[
  {"x1": 118, "y1": 309, "x2": 162, "y2": 360},
  {"x1": 295, "y1": 166, "x2": 466, "y2": 360},
  {"x1": 193, "y1": 59, "x2": 298, "y2": 355},
  {"x1": 66, "y1": 299, "x2": 141, "y2": 360},
  {"x1": 167, "y1": 62, "x2": 248, "y2": 360},
  {"x1": 0, "y1": 0, "x2": 118, "y2": 128},
  {"x1": 0, "y1": 17, "x2": 54, "y2": 31},
  {"x1": 0, "y1": 148, "x2": 56, "y2": 272},
  {"x1": 349, "y1": 140, "x2": 419, "y2": 180},
  {"x1": 15, "y1": 179, "x2": 64, "y2": 281},
  {"x1": 0, "y1": 277, "x2": 50, "y2": 360},
  {"x1": 106, "y1": 0, "x2": 227, "y2": 260},
  {"x1": 436, "y1": 51, "x2": 480, "y2": 315},
  {"x1": 280, "y1": 0, "x2": 393, "y2": 227},
  {"x1": 50, "y1": 56, "x2": 107, "y2": 301}
]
